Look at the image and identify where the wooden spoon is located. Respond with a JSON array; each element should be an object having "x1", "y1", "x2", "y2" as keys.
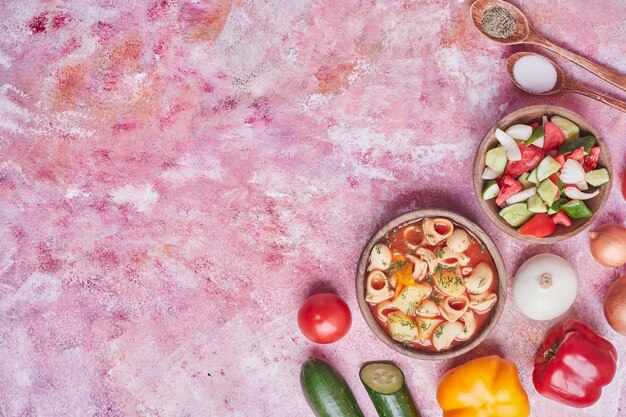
[
  {"x1": 506, "y1": 52, "x2": 626, "y2": 112},
  {"x1": 471, "y1": 0, "x2": 626, "y2": 93}
]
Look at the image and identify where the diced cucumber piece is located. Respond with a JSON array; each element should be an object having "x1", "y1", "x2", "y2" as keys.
[
  {"x1": 518, "y1": 172, "x2": 534, "y2": 189},
  {"x1": 551, "y1": 115, "x2": 580, "y2": 141},
  {"x1": 536, "y1": 156, "x2": 561, "y2": 182},
  {"x1": 557, "y1": 136, "x2": 596, "y2": 155},
  {"x1": 585, "y1": 168, "x2": 610, "y2": 187},
  {"x1": 527, "y1": 194, "x2": 548, "y2": 213},
  {"x1": 562, "y1": 200, "x2": 593, "y2": 219},
  {"x1": 482, "y1": 180, "x2": 500, "y2": 200},
  {"x1": 525, "y1": 126, "x2": 545, "y2": 146},
  {"x1": 537, "y1": 179, "x2": 559, "y2": 206},
  {"x1": 547, "y1": 198, "x2": 568, "y2": 215},
  {"x1": 527, "y1": 167, "x2": 539, "y2": 184},
  {"x1": 499, "y1": 203, "x2": 533, "y2": 227},
  {"x1": 485, "y1": 146, "x2": 507, "y2": 173}
]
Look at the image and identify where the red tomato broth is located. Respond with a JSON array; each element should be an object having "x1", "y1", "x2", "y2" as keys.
[{"x1": 366, "y1": 218, "x2": 499, "y2": 352}]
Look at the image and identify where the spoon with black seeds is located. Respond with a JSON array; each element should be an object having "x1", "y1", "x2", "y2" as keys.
[{"x1": 470, "y1": 0, "x2": 626, "y2": 93}]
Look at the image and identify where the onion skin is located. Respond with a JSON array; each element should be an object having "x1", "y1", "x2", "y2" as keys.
[
  {"x1": 588, "y1": 224, "x2": 626, "y2": 267},
  {"x1": 604, "y1": 275, "x2": 626, "y2": 336}
]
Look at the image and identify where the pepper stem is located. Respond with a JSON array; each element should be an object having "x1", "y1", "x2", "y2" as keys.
[
  {"x1": 539, "y1": 273, "x2": 553, "y2": 289},
  {"x1": 544, "y1": 341, "x2": 561, "y2": 360}
]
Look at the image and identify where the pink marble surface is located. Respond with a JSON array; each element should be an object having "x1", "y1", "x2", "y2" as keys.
[{"x1": 0, "y1": 0, "x2": 625, "y2": 416}]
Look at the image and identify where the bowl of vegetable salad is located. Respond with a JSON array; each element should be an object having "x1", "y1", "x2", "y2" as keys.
[{"x1": 473, "y1": 105, "x2": 613, "y2": 243}]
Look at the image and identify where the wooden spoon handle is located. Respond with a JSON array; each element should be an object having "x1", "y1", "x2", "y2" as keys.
[
  {"x1": 527, "y1": 32, "x2": 626, "y2": 93},
  {"x1": 563, "y1": 83, "x2": 626, "y2": 113}
]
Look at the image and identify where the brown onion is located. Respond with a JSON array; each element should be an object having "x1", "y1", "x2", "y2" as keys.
[
  {"x1": 589, "y1": 224, "x2": 626, "y2": 267},
  {"x1": 604, "y1": 275, "x2": 626, "y2": 336}
]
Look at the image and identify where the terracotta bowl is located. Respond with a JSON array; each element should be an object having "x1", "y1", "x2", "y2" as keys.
[
  {"x1": 473, "y1": 105, "x2": 613, "y2": 244},
  {"x1": 355, "y1": 209, "x2": 507, "y2": 360}
]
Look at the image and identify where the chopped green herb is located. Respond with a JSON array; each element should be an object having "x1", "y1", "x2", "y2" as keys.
[{"x1": 434, "y1": 325, "x2": 444, "y2": 339}]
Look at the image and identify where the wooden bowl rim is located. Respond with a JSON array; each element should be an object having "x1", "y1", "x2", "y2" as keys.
[
  {"x1": 355, "y1": 209, "x2": 507, "y2": 360},
  {"x1": 472, "y1": 105, "x2": 613, "y2": 244}
]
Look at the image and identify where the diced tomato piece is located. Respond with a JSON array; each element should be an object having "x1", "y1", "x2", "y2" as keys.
[
  {"x1": 543, "y1": 122, "x2": 566, "y2": 152},
  {"x1": 583, "y1": 147, "x2": 601, "y2": 172},
  {"x1": 566, "y1": 146, "x2": 585, "y2": 163},
  {"x1": 506, "y1": 144, "x2": 545, "y2": 176},
  {"x1": 518, "y1": 214, "x2": 556, "y2": 237},
  {"x1": 547, "y1": 150, "x2": 557, "y2": 157},
  {"x1": 530, "y1": 122, "x2": 539, "y2": 130},
  {"x1": 548, "y1": 173, "x2": 560, "y2": 187},
  {"x1": 554, "y1": 154, "x2": 566, "y2": 169},
  {"x1": 496, "y1": 175, "x2": 523, "y2": 206},
  {"x1": 551, "y1": 211, "x2": 572, "y2": 227}
]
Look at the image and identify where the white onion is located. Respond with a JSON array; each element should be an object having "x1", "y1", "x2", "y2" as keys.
[
  {"x1": 482, "y1": 167, "x2": 501, "y2": 180},
  {"x1": 505, "y1": 124, "x2": 533, "y2": 141},
  {"x1": 564, "y1": 187, "x2": 599, "y2": 200},
  {"x1": 495, "y1": 128, "x2": 522, "y2": 161},
  {"x1": 560, "y1": 159, "x2": 586, "y2": 184},
  {"x1": 513, "y1": 254, "x2": 578, "y2": 320},
  {"x1": 505, "y1": 187, "x2": 537, "y2": 205},
  {"x1": 533, "y1": 136, "x2": 545, "y2": 148}
]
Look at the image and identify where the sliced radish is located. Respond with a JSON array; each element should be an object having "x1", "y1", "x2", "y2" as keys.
[
  {"x1": 505, "y1": 124, "x2": 533, "y2": 141},
  {"x1": 577, "y1": 181, "x2": 589, "y2": 191},
  {"x1": 495, "y1": 128, "x2": 521, "y2": 161},
  {"x1": 506, "y1": 187, "x2": 537, "y2": 205},
  {"x1": 482, "y1": 167, "x2": 501, "y2": 180},
  {"x1": 560, "y1": 159, "x2": 585, "y2": 184},
  {"x1": 533, "y1": 136, "x2": 545, "y2": 148},
  {"x1": 564, "y1": 187, "x2": 599, "y2": 200}
]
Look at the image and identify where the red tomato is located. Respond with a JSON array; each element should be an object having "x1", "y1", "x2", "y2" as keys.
[
  {"x1": 551, "y1": 211, "x2": 572, "y2": 227},
  {"x1": 495, "y1": 175, "x2": 523, "y2": 206},
  {"x1": 518, "y1": 214, "x2": 556, "y2": 237},
  {"x1": 530, "y1": 122, "x2": 540, "y2": 130},
  {"x1": 567, "y1": 146, "x2": 585, "y2": 163},
  {"x1": 543, "y1": 122, "x2": 566, "y2": 152},
  {"x1": 506, "y1": 144, "x2": 544, "y2": 176},
  {"x1": 298, "y1": 293, "x2": 351, "y2": 344},
  {"x1": 583, "y1": 147, "x2": 600, "y2": 172},
  {"x1": 554, "y1": 154, "x2": 566, "y2": 169}
]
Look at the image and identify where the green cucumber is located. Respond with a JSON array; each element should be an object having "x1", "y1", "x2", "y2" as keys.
[
  {"x1": 525, "y1": 126, "x2": 545, "y2": 146},
  {"x1": 536, "y1": 156, "x2": 561, "y2": 182},
  {"x1": 547, "y1": 198, "x2": 568, "y2": 215},
  {"x1": 527, "y1": 194, "x2": 548, "y2": 213},
  {"x1": 537, "y1": 179, "x2": 559, "y2": 206},
  {"x1": 585, "y1": 168, "x2": 610, "y2": 187},
  {"x1": 562, "y1": 200, "x2": 593, "y2": 219},
  {"x1": 527, "y1": 167, "x2": 539, "y2": 184},
  {"x1": 360, "y1": 362, "x2": 421, "y2": 417},
  {"x1": 557, "y1": 135, "x2": 596, "y2": 155},
  {"x1": 301, "y1": 359, "x2": 364, "y2": 417},
  {"x1": 551, "y1": 115, "x2": 580, "y2": 141},
  {"x1": 482, "y1": 180, "x2": 500, "y2": 200},
  {"x1": 485, "y1": 146, "x2": 507, "y2": 173},
  {"x1": 518, "y1": 172, "x2": 534, "y2": 189},
  {"x1": 499, "y1": 203, "x2": 533, "y2": 227}
]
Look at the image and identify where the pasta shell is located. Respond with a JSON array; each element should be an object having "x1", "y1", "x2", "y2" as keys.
[
  {"x1": 432, "y1": 321, "x2": 465, "y2": 351},
  {"x1": 366, "y1": 271, "x2": 394, "y2": 304},
  {"x1": 438, "y1": 295, "x2": 470, "y2": 322},
  {"x1": 455, "y1": 311, "x2": 476, "y2": 341},
  {"x1": 375, "y1": 300, "x2": 395, "y2": 322},
  {"x1": 415, "y1": 299, "x2": 439, "y2": 318},
  {"x1": 464, "y1": 262, "x2": 494, "y2": 295},
  {"x1": 416, "y1": 248, "x2": 438, "y2": 274},
  {"x1": 446, "y1": 229, "x2": 470, "y2": 253},
  {"x1": 423, "y1": 218, "x2": 454, "y2": 245},
  {"x1": 406, "y1": 255, "x2": 427, "y2": 282},
  {"x1": 416, "y1": 316, "x2": 444, "y2": 342},
  {"x1": 402, "y1": 224, "x2": 426, "y2": 250},
  {"x1": 469, "y1": 292, "x2": 498, "y2": 314},
  {"x1": 368, "y1": 243, "x2": 392, "y2": 271},
  {"x1": 436, "y1": 246, "x2": 469, "y2": 268}
]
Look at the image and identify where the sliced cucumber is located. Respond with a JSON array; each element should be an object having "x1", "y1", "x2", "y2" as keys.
[
  {"x1": 551, "y1": 115, "x2": 580, "y2": 141},
  {"x1": 482, "y1": 180, "x2": 500, "y2": 200},
  {"x1": 527, "y1": 194, "x2": 548, "y2": 213},
  {"x1": 557, "y1": 135, "x2": 596, "y2": 155},
  {"x1": 499, "y1": 203, "x2": 533, "y2": 227},
  {"x1": 548, "y1": 198, "x2": 568, "y2": 215},
  {"x1": 518, "y1": 172, "x2": 534, "y2": 189},
  {"x1": 360, "y1": 362, "x2": 421, "y2": 417},
  {"x1": 537, "y1": 179, "x2": 559, "y2": 206},
  {"x1": 485, "y1": 146, "x2": 507, "y2": 173},
  {"x1": 527, "y1": 167, "x2": 539, "y2": 184},
  {"x1": 562, "y1": 200, "x2": 593, "y2": 219},
  {"x1": 525, "y1": 125, "x2": 545, "y2": 146},
  {"x1": 301, "y1": 359, "x2": 364, "y2": 417},
  {"x1": 585, "y1": 168, "x2": 610, "y2": 187},
  {"x1": 536, "y1": 155, "x2": 561, "y2": 182}
]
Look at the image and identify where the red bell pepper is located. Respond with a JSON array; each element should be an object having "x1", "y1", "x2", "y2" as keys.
[
  {"x1": 518, "y1": 213, "x2": 555, "y2": 237},
  {"x1": 551, "y1": 211, "x2": 572, "y2": 226},
  {"x1": 533, "y1": 320, "x2": 617, "y2": 408},
  {"x1": 506, "y1": 144, "x2": 544, "y2": 176},
  {"x1": 543, "y1": 122, "x2": 566, "y2": 151},
  {"x1": 583, "y1": 146, "x2": 601, "y2": 172},
  {"x1": 495, "y1": 175, "x2": 522, "y2": 206}
]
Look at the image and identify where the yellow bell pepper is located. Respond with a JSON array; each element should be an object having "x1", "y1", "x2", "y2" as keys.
[{"x1": 437, "y1": 355, "x2": 530, "y2": 417}]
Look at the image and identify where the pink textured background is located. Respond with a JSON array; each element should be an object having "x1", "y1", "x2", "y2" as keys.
[{"x1": 0, "y1": 1, "x2": 625, "y2": 416}]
